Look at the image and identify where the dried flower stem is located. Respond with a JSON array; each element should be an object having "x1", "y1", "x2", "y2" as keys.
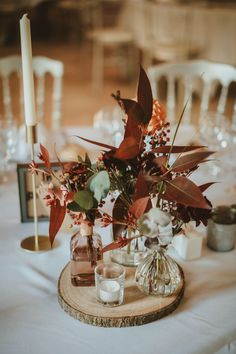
[
  {"x1": 166, "y1": 97, "x2": 190, "y2": 166},
  {"x1": 127, "y1": 228, "x2": 132, "y2": 254},
  {"x1": 110, "y1": 169, "x2": 132, "y2": 208}
]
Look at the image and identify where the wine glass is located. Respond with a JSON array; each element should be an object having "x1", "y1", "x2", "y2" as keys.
[
  {"x1": 93, "y1": 106, "x2": 124, "y2": 147},
  {"x1": 0, "y1": 119, "x2": 18, "y2": 183},
  {"x1": 199, "y1": 113, "x2": 232, "y2": 177}
]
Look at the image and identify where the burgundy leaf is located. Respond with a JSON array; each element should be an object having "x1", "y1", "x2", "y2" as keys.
[
  {"x1": 176, "y1": 198, "x2": 212, "y2": 227},
  {"x1": 115, "y1": 96, "x2": 143, "y2": 142},
  {"x1": 154, "y1": 155, "x2": 167, "y2": 166},
  {"x1": 129, "y1": 196, "x2": 150, "y2": 219},
  {"x1": 133, "y1": 172, "x2": 150, "y2": 200},
  {"x1": 39, "y1": 144, "x2": 51, "y2": 169},
  {"x1": 152, "y1": 145, "x2": 205, "y2": 154},
  {"x1": 66, "y1": 191, "x2": 75, "y2": 203},
  {"x1": 49, "y1": 200, "x2": 66, "y2": 246},
  {"x1": 153, "y1": 156, "x2": 168, "y2": 173},
  {"x1": 171, "y1": 151, "x2": 214, "y2": 172},
  {"x1": 124, "y1": 107, "x2": 143, "y2": 143},
  {"x1": 112, "y1": 195, "x2": 128, "y2": 239},
  {"x1": 114, "y1": 136, "x2": 140, "y2": 160},
  {"x1": 112, "y1": 91, "x2": 145, "y2": 126},
  {"x1": 76, "y1": 135, "x2": 116, "y2": 151},
  {"x1": 165, "y1": 176, "x2": 211, "y2": 209},
  {"x1": 144, "y1": 174, "x2": 166, "y2": 183},
  {"x1": 137, "y1": 65, "x2": 153, "y2": 124},
  {"x1": 102, "y1": 236, "x2": 134, "y2": 253},
  {"x1": 198, "y1": 182, "x2": 217, "y2": 193},
  {"x1": 121, "y1": 98, "x2": 144, "y2": 123},
  {"x1": 130, "y1": 172, "x2": 152, "y2": 217}
]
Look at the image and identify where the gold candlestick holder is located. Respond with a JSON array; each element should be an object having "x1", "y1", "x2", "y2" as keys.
[{"x1": 20, "y1": 124, "x2": 51, "y2": 252}]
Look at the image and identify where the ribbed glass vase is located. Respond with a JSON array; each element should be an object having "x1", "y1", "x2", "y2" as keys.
[
  {"x1": 110, "y1": 229, "x2": 146, "y2": 267},
  {"x1": 135, "y1": 238, "x2": 182, "y2": 296}
]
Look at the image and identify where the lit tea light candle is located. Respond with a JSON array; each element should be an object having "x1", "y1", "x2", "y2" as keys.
[
  {"x1": 95, "y1": 263, "x2": 125, "y2": 306},
  {"x1": 99, "y1": 280, "x2": 120, "y2": 303}
]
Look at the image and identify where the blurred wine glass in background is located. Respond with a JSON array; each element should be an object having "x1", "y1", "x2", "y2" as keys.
[
  {"x1": 93, "y1": 105, "x2": 124, "y2": 147},
  {"x1": 199, "y1": 113, "x2": 236, "y2": 177},
  {"x1": 0, "y1": 118, "x2": 18, "y2": 183}
]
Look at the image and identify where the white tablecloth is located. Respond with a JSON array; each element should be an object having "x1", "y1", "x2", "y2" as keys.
[{"x1": 1, "y1": 129, "x2": 236, "y2": 354}]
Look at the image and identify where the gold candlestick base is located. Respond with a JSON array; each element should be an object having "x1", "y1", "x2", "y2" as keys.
[{"x1": 21, "y1": 235, "x2": 51, "y2": 252}]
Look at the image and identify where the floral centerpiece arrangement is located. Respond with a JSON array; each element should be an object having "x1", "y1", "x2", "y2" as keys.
[
  {"x1": 31, "y1": 150, "x2": 111, "y2": 286},
  {"x1": 30, "y1": 66, "x2": 214, "y2": 294}
]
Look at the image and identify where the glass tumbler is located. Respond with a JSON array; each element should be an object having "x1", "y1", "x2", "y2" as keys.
[
  {"x1": 95, "y1": 263, "x2": 125, "y2": 307},
  {"x1": 207, "y1": 205, "x2": 236, "y2": 252}
]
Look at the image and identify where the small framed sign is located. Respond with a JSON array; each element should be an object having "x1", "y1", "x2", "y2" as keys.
[{"x1": 17, "y1": 163, "x2": 61, "y2": 222}]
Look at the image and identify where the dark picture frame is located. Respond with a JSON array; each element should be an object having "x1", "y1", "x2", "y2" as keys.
[{"x1": 17, "y1": 162, "x2": 61, "y2": 222}]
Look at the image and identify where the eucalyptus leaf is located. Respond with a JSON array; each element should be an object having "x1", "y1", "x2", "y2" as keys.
[
  {"x1": 77, "y1": 155, "x2": 83, "y2": 163},
  {"x1": 92, "y1": 197, "x2": 98, "y2": 209},
  {"x1": 67, "y1": 201, "x2": 83, "y2": 212},
  {"x1": 74, "y1": 190, "x2": 94, "y2": 211},
  {"x1": 85, "y1": 153, "x2": 92, "y2": 167},
  {"x1": 87, "y1": 171, "x2": 110, "y2": 202}
]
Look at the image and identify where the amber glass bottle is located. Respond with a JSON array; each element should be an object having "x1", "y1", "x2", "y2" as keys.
[{"x1": 70, "y1": 220, "x2": 103, "y2": 286}]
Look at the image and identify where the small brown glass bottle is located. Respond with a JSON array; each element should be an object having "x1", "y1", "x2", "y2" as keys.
[{"x1": 70, "y1": 221, "x2": 103, "y2": 286}]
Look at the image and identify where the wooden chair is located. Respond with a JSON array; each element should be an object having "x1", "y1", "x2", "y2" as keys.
[
  {"x1": 147, "y1": 60, "x2": 236, "y2": 127},
  {"x1": 151, "y1": 3, "x2": 202, "y2": 62},
  {"x1": 86, "y1": 0, "x2": 136, "y2": 90},
  {"x1": 135, "y1": 1, "x2": 202, "y2": 69},
  {"x1": 0, "y1": 55, "x2": 64, "y2": 129}
]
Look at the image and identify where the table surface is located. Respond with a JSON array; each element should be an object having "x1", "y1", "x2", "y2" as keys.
[{"x1": 1, "y1": 126, "x2": 236, "y2": 354}]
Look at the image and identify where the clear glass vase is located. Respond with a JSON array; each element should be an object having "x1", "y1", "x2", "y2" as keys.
[
  {"x1": 135, "y1": 238, "x2": 182, "y2": 296},
  {"x1": 110, "y1": 229, "x2": 146, "y2": 267},
  {"x1": 70, "y1": 221, "x2": 103, "y2": 286}
]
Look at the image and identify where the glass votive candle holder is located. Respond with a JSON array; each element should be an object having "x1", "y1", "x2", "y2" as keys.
[
  {"x1": 95, "y1": 263, "x2": 125, "y2": 307},
  {"x1": 207, "y1": 205, "x2": 236, "y2": 252}
]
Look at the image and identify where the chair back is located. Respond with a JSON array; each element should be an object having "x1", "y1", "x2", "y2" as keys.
[
  {"x1": 0, "y1": 55, "x2": 64, "y2": 129},
  {"x1": 147, "y1": 60, "x2": 236, "y2": 127}
]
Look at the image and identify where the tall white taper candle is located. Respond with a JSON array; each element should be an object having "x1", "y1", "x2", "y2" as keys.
[
  {"x1": 20, "y1": 14, "x2": 39, "y2": 251},
  {"x1": 19, "y1": 14, "x2": 37, "y2": 126}
]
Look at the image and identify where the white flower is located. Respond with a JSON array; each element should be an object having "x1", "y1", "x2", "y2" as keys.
[
  {"x1": 138, "y1": 208, "x2": 173, "y2": 246},
  {"x1": 37, "y1": 182, "x2": 53, "y2": 197},
  {"x1": 158, "y1": 222, "x2": 173, "y2": 246}
]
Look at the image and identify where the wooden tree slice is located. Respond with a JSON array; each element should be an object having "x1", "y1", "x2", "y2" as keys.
[{"x1": 58, "y1": 262, "x2": 185, "y2": 327}]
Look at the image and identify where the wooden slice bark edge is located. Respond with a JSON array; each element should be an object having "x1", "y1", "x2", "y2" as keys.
[{"x1": 58, "y1": 263, "x2": 185, "y2": 327}]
